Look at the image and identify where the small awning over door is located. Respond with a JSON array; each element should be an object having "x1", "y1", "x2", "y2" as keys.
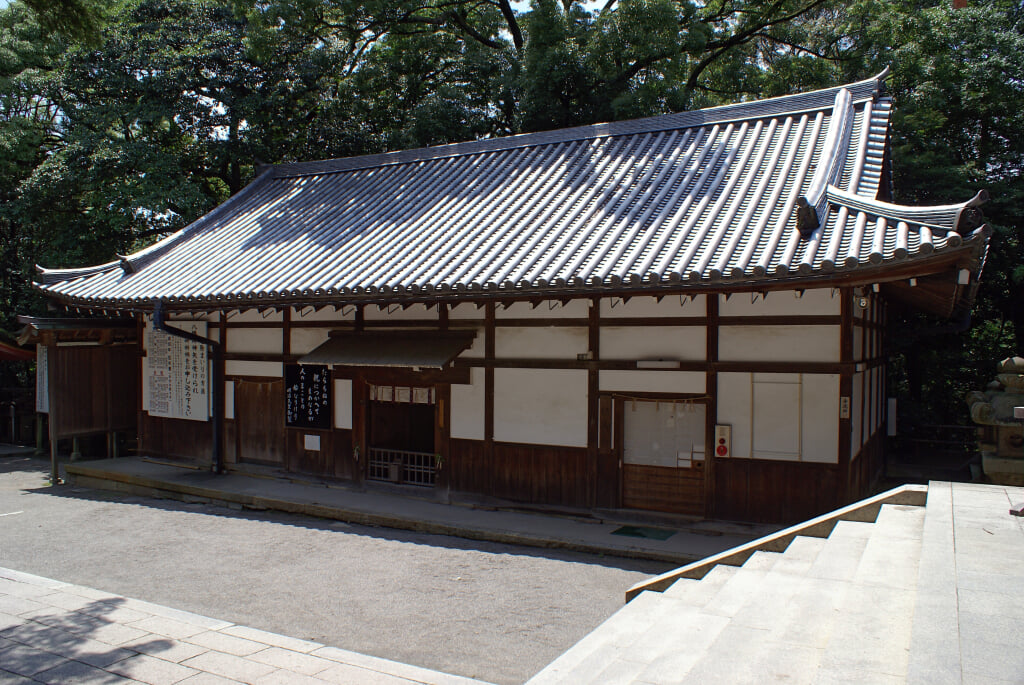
[{"x1": 298, "y1": 331, "x2": 476, "y2": 370}]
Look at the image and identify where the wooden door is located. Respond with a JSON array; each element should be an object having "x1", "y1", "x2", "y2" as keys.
[
  {"x1": 620, "y1": 398, "x2": 707, "y2": 516},
  {"x1": 234, "y1": 379, "x2": 285, "y2": 465}
]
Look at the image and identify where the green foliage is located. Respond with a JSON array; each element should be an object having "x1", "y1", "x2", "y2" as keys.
[{"x1": 0, "y1": 0, "x2": 1020, "y2": 437}]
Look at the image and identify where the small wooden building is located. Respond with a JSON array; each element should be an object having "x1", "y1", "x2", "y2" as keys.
[{"x1": 32, "y1": 73, "x2": 990, "y2": 522}]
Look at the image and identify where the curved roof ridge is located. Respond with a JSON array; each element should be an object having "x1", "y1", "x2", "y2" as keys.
[
  {"x1": 827, "y1": 185, "x2": 988, "y2": 232},
  {"x1": 272, "y1": 71, "x2": 889, "y2": 180}
]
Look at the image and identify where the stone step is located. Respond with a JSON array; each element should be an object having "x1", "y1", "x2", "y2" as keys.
[
  {"x1": 907, "y1": 482, "x2": 961, "y2": 685},
  {"x1": 853, "y1": 504, "x2": 925, "y2": 591},
  {"x1": 739, "y1": 549, "x2": 780, "y2": 572},
  {"x1": 662, "y1": 564, "x2": 738, "y2": 604},
  {"x1": 815, "y1": 504, "x2": 927, "y2": 683},
  {"x1": 526, "y1": 590, "x2": 683, "y2": 684},
  {"x1": 804, "y1": 520, "x2": 874, "y2": 582},
  {"x1": 771, "y1": 535, "x2": 827, "y2": 575}
]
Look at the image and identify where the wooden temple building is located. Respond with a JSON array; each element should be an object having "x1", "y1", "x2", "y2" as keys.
[{"x1": 29, "y1": 72, "x2": 990, "y2": 523}]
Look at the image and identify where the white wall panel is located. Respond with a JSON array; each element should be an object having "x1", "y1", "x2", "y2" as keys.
[
  {"x1": 448, "y1": 302, "x2": 485, "y2": 320},
  {"x1": 226, "y1": 309, "x2": 283, "y2": 323},
  {"x1": 291, "y1": 328, "x2": 330, "y2": 356},
  {"x1": 718, "y1": 372, "x2": 839, "y2": 463},
  {"x1": 451, "y1": 368, "x2": 485, "y2": 440},
  {"x1": 851, "y1": 371, "x2": 864, "y2": 454},
  {"x1": 719, "y1": 325, "x2": 839, "y2": 363},
  {"x1": 334, "y1": 378, "x2": 352, "y2": 429},
  {"x1": 717, "y1": 372, "x2": 753, "y2": 459},
  {"x1": 454, "y1": 325, "x2": 486, "y2": 359},
  {"x1": 719, "y1": 288, "x2": 839, "y2": 316},
  {"x1": 600, "y1": 371, "x2": 705, "y2": 394},
  {"x1": 496, "y1": 300, "x2": 590, "y2": 319},
  {"x1": 225, "y1": 381, "x2": 235, "y2": 420},
  {"x1": 494, "y1": 369, "x2": 588, "y2": 447},
  {"x1": 601, "y1": 326, "x2": 705, "y2": 361},
  {"x1": 752, "y1": 374, "x2": 801, "y2": 460},
  {"x1": 290, "y1": 305, "x2": 355, "y2": 322},
  {"x1": 226, "y1": 328, "x2": 283, "y2": 355},
  {"x1": 225, "y1": 361, "x2": 283, "y2": 377},
  {"x1": 364, "y1": 303, "x2": 434, "y2": 320},
  {"x1": 854, "y1": 327, "x2": 864, "y2": 361},
  {"x1": 801, "y1": 374, "x2": 839, "y2": 463},
  {"x1": 495, "y1": 327, "x2": 588, "y2": 359},
  {"x1": 600, "y1": 294, "x2": 705, "y2": 318}
]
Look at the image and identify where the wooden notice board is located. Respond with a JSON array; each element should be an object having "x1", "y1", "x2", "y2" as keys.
[{"x1": 285, "y1": 364, "x2": 331, "y2": 429}]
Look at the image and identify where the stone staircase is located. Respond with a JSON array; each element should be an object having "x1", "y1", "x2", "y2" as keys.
[{"x1": 528, "y1": 486, "x2": 942, "y2": 684}]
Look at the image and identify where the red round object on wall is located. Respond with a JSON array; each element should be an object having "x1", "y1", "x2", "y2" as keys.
[{"x1": 716, "y1": 445, "x2": 728, "y2": 456}]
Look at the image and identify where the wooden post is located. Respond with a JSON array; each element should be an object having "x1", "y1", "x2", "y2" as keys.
[
  {"x1": 705, "y1": 293, "x2": 719, "y2": 519},
  {"x1": 46, "y1": 345, "x2": 60, "y2": 485}
]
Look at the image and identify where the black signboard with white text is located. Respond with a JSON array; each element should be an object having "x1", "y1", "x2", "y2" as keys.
[{"x1": 285, "y1": 364, "x2": 331, "y2": 429}]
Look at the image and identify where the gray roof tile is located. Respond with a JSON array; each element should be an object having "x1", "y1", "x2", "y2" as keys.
[{"x1": 37, "y1": 72, "x2": 990, "y2": 309}]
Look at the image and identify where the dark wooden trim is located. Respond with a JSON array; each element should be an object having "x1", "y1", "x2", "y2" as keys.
[
  {"x1": 718, "y1": 315, "x2": 840, "y2": 327},
  {"x1": 355, "y1": 305, "x2": 364, "y2": 332},
  {"x1": 282, "y1": 308, "x2": 291, "y2": 357},
  {"x1": 706, "y1": 292, "x2": 719, "y2": 519},
  {"x1": 219, "y1": 314, "x2": 846, "y2": 330},
  {"x1": 225, "y1": 374, "x2": 286, "y2": 383},
  {"x1": 587, "y1": 299, "x2": 600, "y2": 505},
  {"x1": 438, "y1": 303, "x2": 449, "y2": 331},
  {"x1": 484, "y1": 303, "x2": 495, "y2": 450},
  {"x1": 457, "y1": 357, "x2": 849, "y2": 374},
  {"x1": 352, "y1": 376, "x2": 367, "y2": 485},
  {"x1": 600, "y1": 390, "x2": 709, "y2": 401},
  {"x1": 329, "y1": 365, "x2": 470, "y2": 385},
  {"x1": 224, "y1": 353, "x2": 298, "y2": 363},
  {"x1": 838, "y1": 286, "x2": 854, "y2": 501}
]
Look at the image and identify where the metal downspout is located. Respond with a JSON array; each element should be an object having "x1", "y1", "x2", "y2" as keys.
[{"x1": 151, "y1": 300, "x2": 224, "y2": 474}]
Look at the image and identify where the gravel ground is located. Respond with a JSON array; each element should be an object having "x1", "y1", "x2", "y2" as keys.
[{"x1": 0, "y1": 454, "x2": 670, "y2": 684}]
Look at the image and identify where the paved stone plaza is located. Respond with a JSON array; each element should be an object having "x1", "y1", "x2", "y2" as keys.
[{"x1": 0, "y1": 566, "x2": 487, "y2": 684}]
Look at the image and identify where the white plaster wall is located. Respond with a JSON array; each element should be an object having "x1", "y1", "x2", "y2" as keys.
[
  {"x1": 601, "y1": 326, "x2": 706, "y2": 361},
  {"x1": 451, "y1": 368, "x2": 485, "y2": 440},
  {"x1": 448, "y1": 302, "x2": 486, "y2": 320},
  {"x1": 752, "y1": 373, "x2": 801, "y2": 460},
  {"x1": 852, "y1": 371, "x2": 865, "y2": 453},
  {"x1": 225, "y1": 381, "x2": 235, "y2": 420},
  {"x1": 600, "y1": 294, "x2": 705, "y2": 318},
  {"x1": 717, "y1": 372, "x2": 753, "y2": 459},
  {"x1": 718, "y1": 371, "x2": 839, "y2": 463},
  {"x1": 291, "y1": 328, "x2": 330, "y2": 356},
  {"x1": 364, "y1": 303, "x2": 435, "y2": 320},
  {"x1": 496, "y1": 300, "x2": 590, "y2": 319},
  {"x1": 494, "y1": 368, "x2": 588, "y2": 447},
  {"x1": 225, "y1": 361, "x2": 283, "y2": 377},
  {"x1": 226, "y1": 309, "x2": 284, "y2": 323},
  {"x1": 290, "y1": 305, "x2": 356, "y2": 322},
  {"x1": 453, "y1": 325, "x2": 485, "y2": 359},
  {"x1": 801, "y1": 374, "x2": 840, "y2": 463},
  {"x1": 719, "y1": 325, "x2": 839, "y2": 363},
  {"x1": 334, "y1": 379, "x2": 352, "y2": 429},
  {"x1": 495, "y1": 327, "x2": 588, "y2": 359},
  {"x1": 854, "y1": 327, "x2": 864, "y2": 362},
  {"x1": 719, "y1": 288, "x2": 839, "y2": 316},
  {"x1": 226, "y1": 328, "x2": 283, "y2": 355},
  {"x1": 600, "y1": 371, "x2": 705, "y2": 394}
]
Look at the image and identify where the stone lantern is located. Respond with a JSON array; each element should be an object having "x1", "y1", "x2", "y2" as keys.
[{"x1": 966, "y1": 356, "x2": 1024, "y2": 485}]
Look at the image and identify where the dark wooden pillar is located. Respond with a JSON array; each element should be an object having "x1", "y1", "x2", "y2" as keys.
[
  {"x1": 705, "y1": 293, "x2": 719, "y2": 519},
  {"x1": 839, "y1": 287, "x2": 854, "y2": 503}
]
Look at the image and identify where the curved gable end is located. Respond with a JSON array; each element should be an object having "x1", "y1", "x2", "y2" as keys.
[{"x1": 36, "y1": 71, "x2": 990, "y2": 316}]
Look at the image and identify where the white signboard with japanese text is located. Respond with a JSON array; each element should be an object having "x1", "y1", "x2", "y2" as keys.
[{"x1": 146, "y1": 321, "x2": 209, "y2": 422}]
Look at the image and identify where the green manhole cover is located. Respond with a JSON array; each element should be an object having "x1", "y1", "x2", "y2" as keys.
[{"x1": 610, "y1": 525, "x2": 676, "y2": 541}]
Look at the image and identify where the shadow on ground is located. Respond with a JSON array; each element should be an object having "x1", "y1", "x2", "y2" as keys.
[{"x1": 1, "y1": 454, "x2": 673, "y2": 575}]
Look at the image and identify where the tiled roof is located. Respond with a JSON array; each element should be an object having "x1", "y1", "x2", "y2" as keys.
[{"x1": 36, "y1": 72, "x2": 990, "y2": 309}]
